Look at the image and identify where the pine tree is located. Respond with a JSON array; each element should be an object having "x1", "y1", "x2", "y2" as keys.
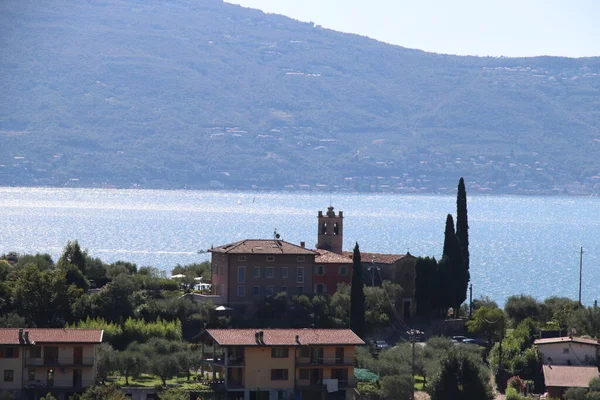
[{"x1": 350, "y1": 242, "x2": 365, "y2": 337}]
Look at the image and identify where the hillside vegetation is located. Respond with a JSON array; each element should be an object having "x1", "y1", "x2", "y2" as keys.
[{"x1": 2, "y1": 0, "x2": 600, "y2": 193}]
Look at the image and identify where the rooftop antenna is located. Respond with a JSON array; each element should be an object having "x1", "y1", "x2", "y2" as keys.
[{"x1": 273, "y1": 229, "x2": 280, "y2": 240}]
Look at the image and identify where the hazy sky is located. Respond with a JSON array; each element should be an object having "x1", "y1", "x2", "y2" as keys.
[{"x1": 226, "y1": 0, "x2": 600, "y2": 58}]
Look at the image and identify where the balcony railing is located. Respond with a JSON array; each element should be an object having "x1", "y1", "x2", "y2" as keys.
[
  {"x1": 297, "y1": 357, "x2": 351, "y2": 366},
  {"x1": 297, "y1": 379, "x2": 356, "y2": 389},
  {"x1": 25, "y1": 357, "x2": 95, "y2": 367},
  {"x1": 24, "y1": 379, "x2": 95, "y2": 389}
]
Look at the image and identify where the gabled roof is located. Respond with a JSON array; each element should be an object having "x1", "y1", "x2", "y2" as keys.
[
  {"x1": 209, "y1": 240, "x2": 318, "y2": 255},
  {"x1": 542, "y1": 365, "x2": 599, "y2": 388},
  {"x1": 535, "y1": 336, "x2": 600, "y2": 346},
  {"x1": 204, "y1": 329, "x2": 364, "y2": 346},
  {"x1": 343, "y1": 251, "x2": 411, "y2": 265},
  {"x1": 315, "y1": 249, "x2": 353, "y2": 264},
  {"x1": 0, "y1": 329, "x2": 104, "y2": 345}
]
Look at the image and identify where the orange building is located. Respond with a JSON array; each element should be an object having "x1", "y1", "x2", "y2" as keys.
[
  {"x1": 199, "y1": 328, "x2": 364, "y2": 400},
  {"x1": 0, "y1": 328, "x2": 104, "y2": 400}
]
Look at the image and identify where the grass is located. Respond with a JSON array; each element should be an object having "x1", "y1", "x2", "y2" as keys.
[
  {"x1": 415, "y1": 375, "x2": 426, "y2": 391},
  {"x1": 108, "y1": 373, "x2": 209, "y2": 390}
]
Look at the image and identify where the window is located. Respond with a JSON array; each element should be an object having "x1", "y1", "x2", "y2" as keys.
[
  {"x1": 266, "y1": 256, "x2": 275, "y2": 262},
  {"x1": 0, "y1": 348, "x2": 18, "y2": 359},
  {"x1": 266, "y1": 267, "x2": 274, "y2": 278},
  {"x1": 296, "y1": 286, "x2": 304, "y2": 295},
  {"x1": 335, "y1": 347, "x2": 344, "y2": 364},
  {"x1": 271, "y1": 348, "x2": 289, "y2": 358},
  {"x1": 299, "y1": 369, "x2": 309, "y2": 380},
  {"x1": 281, "y1": 286, "x2": 287, "y2": 294},
  {"x1": 254, "y1": 286, "x2": 261, "y2": 296},
  {"x1": 265, "y1": 286, "x2": 275, "y2": 296},
  {"x1": 238, "y1": 266, "x2": 246, "y2": 283},
  {"x1": 315, "y1": 284, "x2": 325, "y2": 294},
  {"x1": 339, "y1": 266, "x2": 349, "y2": 276},
  {"x1": 297, "y1": 256, "x2": 305, "y2": 262},
  {"x1": 315, "y1": 265, "x2": 324, "y2": 275},
  {"x1": 220, "y1": 284, "x2": 224, "y2": 296},
  {"x1": 296, "y1": 267, "x2": 304, "y2": 283},
  {"x1": 563, "y1": 348, "x2": 570, "y2": 354},
  {"x1": 212, "y1": 263, "x2": 218, "y2": 275},
  {"x1": 28, "y1": 369, "x2": 35, "y2": 381},
  {"x1": 237, "y1": 285, "x2": 245, "y2": 297},
  {"x1": 238, "y1": 256, "x2": 246, "y2": 262},
  {"x1": 300, "y1": 347, "x2": 310, "y2": 358},
  {"x1": 3, "y1": 370, "x2": 13, "y2": 382},
  {"x1": 30, "y1": 347, "x2": 41, "y2": 358},
  {"x1": 253, "y1": 267, "x2": 261, "y2": 278},
  {"x1": 331, "y1": 368, "x2": 348, "y2": 381},
  {"x1": 271, "y1": 369, "x2": 288, "y2": 381},
  {"x1": 281, "y1": 267, "x2": 288, "y2": 279},
  {"x1": 220, "y1": 264, "x2": 224, "y2": 276}
]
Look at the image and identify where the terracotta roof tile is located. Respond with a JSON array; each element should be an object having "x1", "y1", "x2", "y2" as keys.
[
  {"x1": 542, "y1": 365, "x2": 599, "y2": 388},
  {"x1": 210, "y1": 240, "x2": 318, "y2": 255},
  {"x1": 205, "y1": 329, "x2": 364, "y2": 346},
  {"x1": 0, "y1": 329, "x2": 104, "y2": 345},
  {"x1": 535, "y1": 336, "x2": 600, "y2": 346},
  {"x1": 342, "y1": 251, "x2": 409, "y2": 265},
  {"x1": 315, "y1": 249, "x2": 353, "y2": 264}
]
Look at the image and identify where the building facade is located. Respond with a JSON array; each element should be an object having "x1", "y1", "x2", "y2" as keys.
[
  {"x1": 313, "y1": 250, "x2": 353, "y2": 296},
  {"x1": 199, "y1": 328, "x2": 364, "y2": 400},
  {"x1": 0, "y1": 328, "x2": 104, "y2": 400},
  {"x1": 209, "y1": 240, "x2": 318, "y2": 311}
]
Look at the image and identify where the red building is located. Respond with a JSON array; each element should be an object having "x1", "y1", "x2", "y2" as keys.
[{"x1": 313, "y1": 249, "x2": 353, "y2": 295}]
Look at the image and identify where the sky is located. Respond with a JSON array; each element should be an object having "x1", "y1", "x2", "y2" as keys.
[{"x1": 226, "y1": 0, "x2": 600, "y2": 58}]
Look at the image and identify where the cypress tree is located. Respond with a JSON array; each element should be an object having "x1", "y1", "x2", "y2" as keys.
[
  {"x1": 350, "y1": 242, "x2": 365, "y2": 337},
  {"x1": 456, "y1": 177, "x2": 470, "y2": 279},
  {"x1": 442, "y1": 214, "x2": 465, "y2": 317}
]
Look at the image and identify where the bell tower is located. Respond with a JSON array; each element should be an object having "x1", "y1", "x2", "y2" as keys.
[{"x1": 316, "y1": 206, "x2": 344, "y2": 254}]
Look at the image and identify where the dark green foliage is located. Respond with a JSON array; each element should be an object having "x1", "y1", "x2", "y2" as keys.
[
  {"x1": 415, "y1": 256, "x2": 439, "y2": 317},
  {"x1": 58, "y1": 241, "x2": 87, "y2": 275},
  {"x1": 380, "y1": 375, "x2": 413, "y2": 400},
  {"x1": 76, "y1": 385, "x2": 127, "y2": 400},
  {"x1": 350, "y1": 242, "x2": 366, "y2": 337},
  {"x1": 2, "y1": 1, "x2": 600, "y2": 191},
  {"x1": 0, "y1": 391, "x2": 15, "y2": 400},
  {"x1": 565, "y1": 388, "x2": 589, "y2": 400},
  {"x1": 443, "y1": 214, "x2": 467, "y2": 317},
  {"x1": 568, "y1": 303, "x2": 600, "y2": 338},
  {"x1": 0, "y1": 313, "x2": 26, "y2": 328},
  {"x1": 467, "y1": 306, "x2": 506, "y2": 349},
  {"x1": 504, "y1": 295, "x2": 542, "y2": 326}
]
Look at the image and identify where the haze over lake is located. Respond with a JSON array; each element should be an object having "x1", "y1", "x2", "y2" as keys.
[{"x1": 1, "y1": 187, "x2": 598, "y2": 306}]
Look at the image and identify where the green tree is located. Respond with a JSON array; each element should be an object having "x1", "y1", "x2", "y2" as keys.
[
  {"x1": 415, "y1": 256, "x2": 440, "y2": 317},
  {"x1": 569, "y1": 303, "x2": 600, "y2": 338},
  {"x1": 115, "y1": 348, "x2": 145, "y2": 385},
  {"x1": 504, "y1": 295, "x2": 542, "y2": 326},
  {"x1": 77, "y1": 385, "x2": 128, "y2": 400},
  {"x1": 467, "y1": 306, "x2": 506, "y2": 350},
  {"x1": 456, "y1": 177, "x2": 470, "y2": 276},
  {"x1": 380, "y1": 375, "x2": 413, "y2": 400},
  {"x1": 57, "y1": 240, "x2": 87, "y2": 275},
  {"x1": 350, "y1": 242, "x2": 365, "y2": 337},
  {"x1": 443, "y1": 214, "x2": 466, "y2": 318},
  {"x1": 157, "y1": 389, "x2": 190, "y2": 400},
  {"x1": 0, "y1": 313, "x2": 26, "y2": 328},
  {"x1": 96, "y1": 343, "x2": 116, "y2": 384}
]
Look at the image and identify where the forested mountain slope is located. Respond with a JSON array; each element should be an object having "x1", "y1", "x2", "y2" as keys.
[{"x1": 2, "y1": 0, "x2": 600, "y2": 193}]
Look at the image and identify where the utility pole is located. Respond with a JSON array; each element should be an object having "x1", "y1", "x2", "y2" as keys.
[
  {"x1": 410, "y1": 329, "x2": 415, "y2": 400},
  {"x1": 469, "y1": 284, "x2": 473, "y2": 318},
  {"x1": 579, "y1": 247, "x2": 583, "y2": 305}
]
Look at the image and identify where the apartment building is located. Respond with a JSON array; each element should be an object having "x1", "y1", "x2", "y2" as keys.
[
  {"x1": 0, "y1": 328, "x2": 104, "y2": 399},
  {"x1": 199, "y1": 328, "x2": 364, "y2": 400},
  {"x1": 209, "y1": 239, "x2": 318, "y2": 311}
]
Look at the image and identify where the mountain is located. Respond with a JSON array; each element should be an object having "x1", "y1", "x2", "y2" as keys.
[{"x1": 2, "y1": 0, "x2": 600, "y2": 194}]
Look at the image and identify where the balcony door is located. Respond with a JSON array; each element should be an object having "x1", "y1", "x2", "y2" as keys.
[
  {"x1": 44, "y1": 347, "x2": 58, "y2": 365},
  {"x1": 310, "y1": 368, "x2": 323, "y2": 385},
  {"x1": 310, "y1": 347, "x2": 323, "y2": 364},
  {"x1": 47, "y1": 369, "x2": 54, "y2": 387},
  {"x1": 74, "y1": 347, "x2": 83, "y2": 365},
  {"x1": 73, "y1": 369, "x2": 82, "y2": 387}
]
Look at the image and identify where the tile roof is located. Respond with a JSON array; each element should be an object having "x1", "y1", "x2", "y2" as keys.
[
  {"x1": 209, "y1": 240, "x2": 318, "y2": 255},
  {"x1": 342, "y1": 251, "x2": 410, "y2": 265},
  {"x1": 542, "y1": 365, "x2": 599, "y2": 388},
  {"x1": 0, "y1": 329, "x2": 104, "y2": 345},
  {"x1": 315, "y1": 249, "x2": 353, "y2": 264},
  {"x1": 205, "y1": 329, "x2": 364, "y2": 346},
  {"x1": 535, "y1": 336, "x2": 600, "y2": 346}
]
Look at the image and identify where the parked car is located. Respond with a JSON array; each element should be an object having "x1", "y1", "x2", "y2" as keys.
[
  {"x1": 452, "y1": 335, "x2": 468, "y2": 342},
  {"x1": 374, "y1": 340, "x2": 389, "y2": 350}
]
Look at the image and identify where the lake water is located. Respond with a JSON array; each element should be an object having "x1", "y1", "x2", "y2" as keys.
[{"x1": 0, "y1": 187, "x2": 598, "y2": 306}]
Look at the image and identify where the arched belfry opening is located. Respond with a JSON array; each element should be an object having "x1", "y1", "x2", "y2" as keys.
[{"x1": 316, "y1": 206, "x2": 344, "y2": 254}]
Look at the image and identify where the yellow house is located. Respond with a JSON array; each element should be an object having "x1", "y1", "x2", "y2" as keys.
[
  {"x1": 199, "y1": 328, "x2": 364, "y2": 400},
  {"x1": 0, "y1": 328, "x2": 104, "y2": 400}
]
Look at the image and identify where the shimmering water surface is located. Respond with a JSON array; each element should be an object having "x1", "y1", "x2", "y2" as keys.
[{"x1": 1, "y1": 187, "x2": 598, "y2": 306}]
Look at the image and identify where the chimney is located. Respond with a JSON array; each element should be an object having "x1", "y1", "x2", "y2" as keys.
[
  {"x1": 258, "y1": 331, "x2": 264, "y2": 345},
  {"x1": 300, "y1": 241, "x2": 305, "y2": 248},
  {"x1": 295, "y1": 335, "x2": 300, "y2": 345},
  {"x1": 18, "y1": 328, "x2": 24, "y2": 343},
  {"x1": 255, "y1": 331, "x2": 260, "y2": 344},
  {"x1": 24, "y1": 331, "x2": 30, "y2": 344}
]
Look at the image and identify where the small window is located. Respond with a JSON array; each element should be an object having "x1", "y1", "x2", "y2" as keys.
[
  {"x1": 339, "y1": 266, "x2": 349, "y2": 276},
  {"x1": 563, "y1": 348, "x2": 570, "y2": 354},
  {"x1": 212, "y1": 263, "x2": 218, "y2": 275},
  {"x1": 297, "y1": 256, "x2": 305, "y2": 262},
  {"x1": 238, "y1": 266, "x2": 246, "y2": 283},
  {"x1": 266, "y1": 267, "x2": 274, "y2": 278},
  {"x1": 253, "y1": 267, "x2": 261, "y2": 278},
  {"x1": 238, "y1": 256, "x2": 247, "y2": 261},
  {"x1": 300, "y1": 347, "x2": 310, "y2": 358},
  {"x1": 271, "y1": 369, "x2": 288, "y2": 381},
  {"x1": 3, "y1": 370, "x2": 13, "y2": 382},
  {"x1": 253, "y1": 286, "x2": 261, "y2": 296},
  {"x1": 297, "y1": 267, "x2": 304, "y2": 283},
  {"x1": 315, "y1": 265, "x2": 324, "y2": 275},
  {"x1": 281, "y1": 286, "x2": 287, "y2": 294},
  {"x1": 3, "y1": 348, "x2": 18, "y2": 359},
  {"x1": 220, "y1": 284, "x2": 224, "y2": 296},
  {"x1": 299, "y1": 369, "x2": 309, "y2": 380},
  {"x1": 28, "y1": 369, "x2": 35, "y2": 381},
  {"x1": 271, "y1": 348, "x2": 289, "y2": 358},
  {"x1": 220, "y1": 264, "x2": 224, "y2": 276},
  {"x1": 265, "y1": 286, "x2": 275, "y2": 296},
  {"x1": 281, "y1": 267, "x2": 288, "y2": 279},
  {"x1": 237, "y1": 285, "x2": 245, "y2": 297},
  {"x1": 30, "y1": 347, "x2": 41, "y2": 358},
  {"x1": 296, "y1": 286, "x2": 304, "y2": 295},
  {"x1": 315, "y1": 284, "x2": 325, "y2": 294},
  {"x1": 266, "y1": 256, "x2": 275, "y2": 262}
]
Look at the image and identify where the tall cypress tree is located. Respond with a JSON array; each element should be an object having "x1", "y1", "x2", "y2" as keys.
[
  {"x1": 456, "y1": 178, "x2": 471, "y2": 317},
  {"x1": 443, "y1": 214, "x2": 465, "y2": 317},
  {"x1": 350, "y1": 242, "x2": 365, "y2": 337}
]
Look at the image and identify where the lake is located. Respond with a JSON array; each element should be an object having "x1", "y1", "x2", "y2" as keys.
[{"x1": 1, "y1": 187, "x2": 598, "y2": 306}]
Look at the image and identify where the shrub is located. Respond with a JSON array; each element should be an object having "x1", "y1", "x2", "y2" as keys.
[
  {"x1": 507, "y1": 376, "x2": 525, "y2": 391},
  {"x1": 505, "y1": 387, "x2": 522, "y2": 400}
]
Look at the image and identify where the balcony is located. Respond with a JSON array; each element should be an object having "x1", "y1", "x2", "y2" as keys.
[
  {"x1": 202, "y1": 354, "x2": 244, "y2": 367},
  {"x1": 24, "y1": 379, "x2": 95, "y2": 390},
  {"x1": 296, "y1": 379, "x2": 356, "y2": 390},
  {"x1": 296, "y1": 357, "x2": 353, "y2": 366},
  {"x1": 25, "y1": 357, "x2": 95, "y2": 367}
]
